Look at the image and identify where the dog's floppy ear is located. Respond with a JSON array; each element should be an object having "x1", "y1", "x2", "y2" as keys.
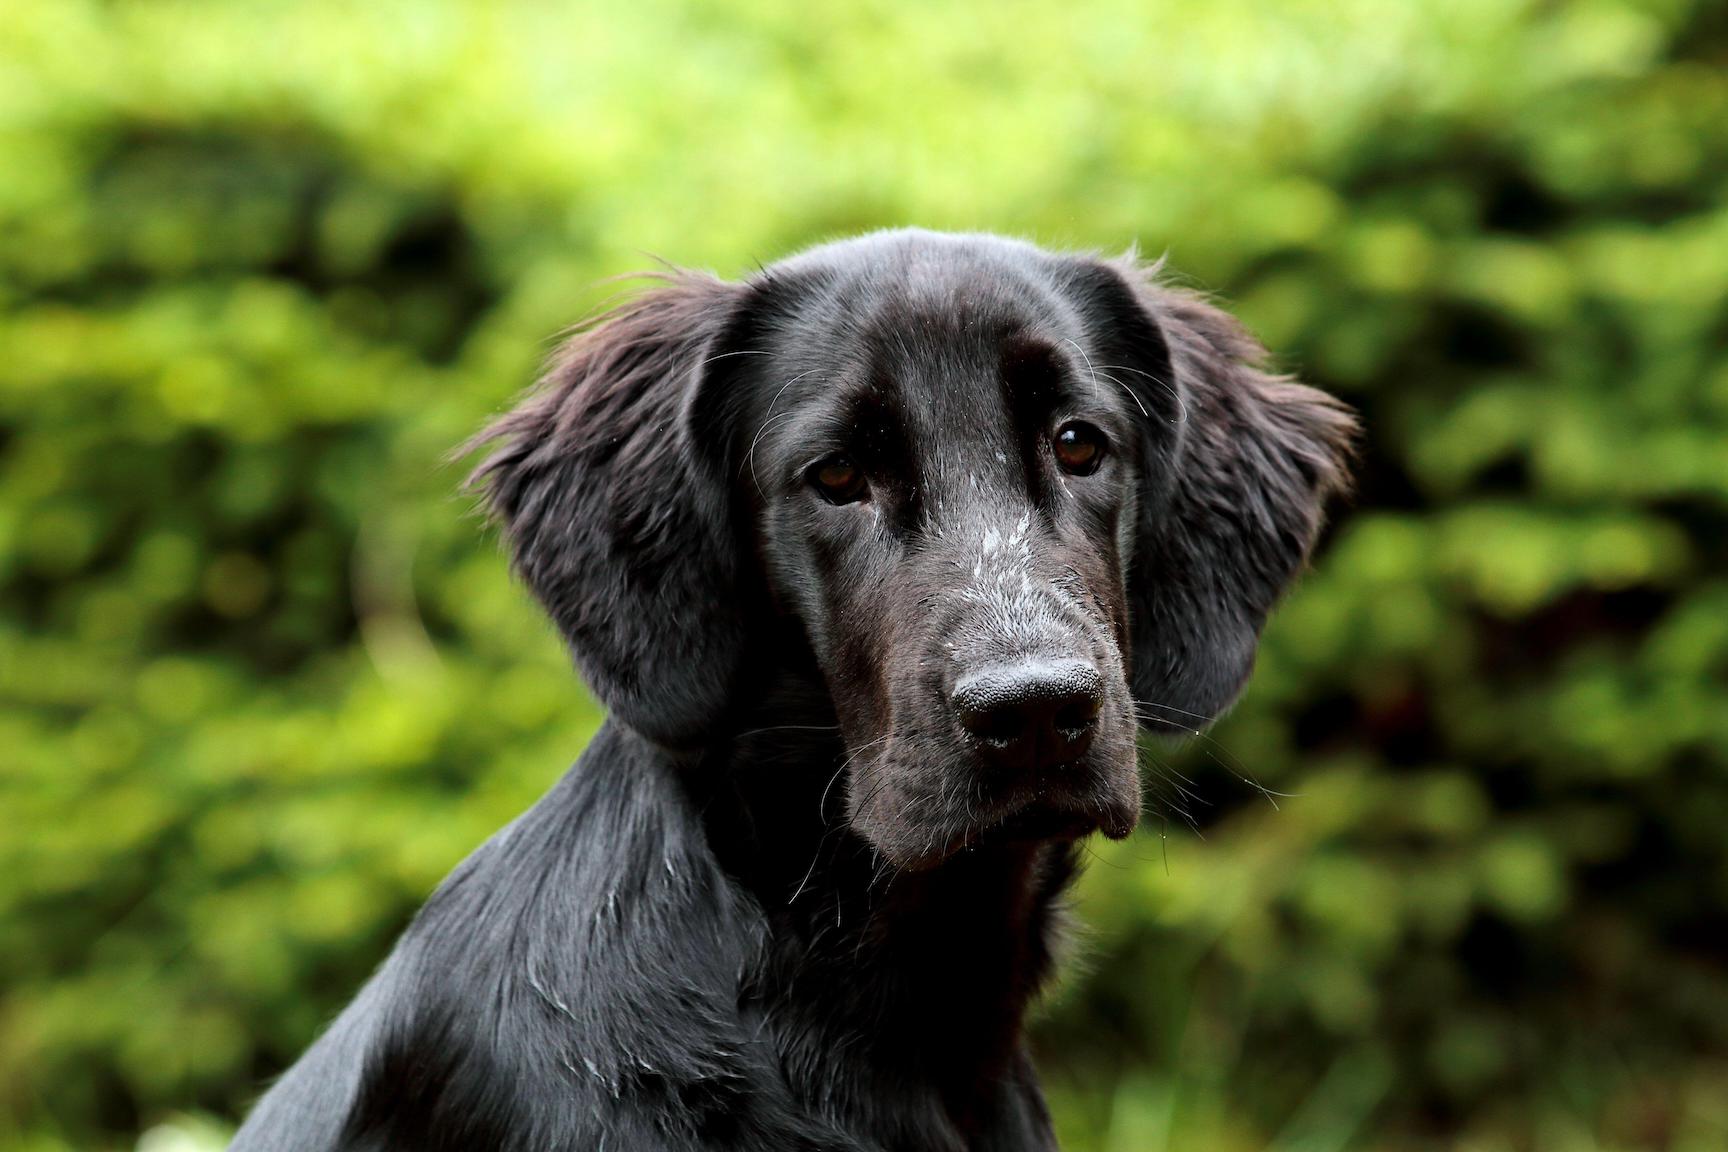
[
  {"x1": 466, "y1": 272, "x2": 750, "y2": 747},
  {"x1": 1072, "y1": 256, "x2": 1356, "y2": 725}
]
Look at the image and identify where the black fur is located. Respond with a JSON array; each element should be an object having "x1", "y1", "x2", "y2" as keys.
[{"x1": 231, "y1": 230, "x2": 1354, "y2": 1151}]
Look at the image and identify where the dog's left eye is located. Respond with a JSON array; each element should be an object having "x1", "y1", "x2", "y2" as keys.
[
  {"x1": 809, "y1": 455, "x2": 868, "y2": 504},
  {"x1": 1053, "y1": 422, "x2": 1107, "y2": 475}
]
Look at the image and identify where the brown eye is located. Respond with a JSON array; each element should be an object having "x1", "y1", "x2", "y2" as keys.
[
  {"x1": 810, "y1": 455, "x2": 868, "y2": 504},
  {"x1": 1053, "y1": 422, "x2": 1106, "y2": 475}
]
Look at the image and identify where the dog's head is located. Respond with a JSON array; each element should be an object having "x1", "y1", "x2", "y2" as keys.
[{"x1": 471, "y1": 230, "x2": 1353, "y2": 870}]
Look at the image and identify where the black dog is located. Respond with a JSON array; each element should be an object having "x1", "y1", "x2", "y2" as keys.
[{"x1": 231, "y1": 230, "x2": 1353, "y2": 1151}]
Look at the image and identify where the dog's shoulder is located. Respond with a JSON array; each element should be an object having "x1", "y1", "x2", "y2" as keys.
[{"x1": 234, "y1": 725, "x2": 854, "y2": 1151}]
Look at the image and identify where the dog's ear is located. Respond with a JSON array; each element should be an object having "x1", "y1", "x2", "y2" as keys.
[
  {"x1": 1068, "y1": 256, "x2": 1356, "y2": 726},
  {"x1": 466, "y1": 272, "x2": 752, "y2": 747}
]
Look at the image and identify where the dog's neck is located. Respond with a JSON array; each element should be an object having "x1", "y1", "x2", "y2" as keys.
[{"x1": 679, "y1": 666, "x2": 1079, "y2": 1132}]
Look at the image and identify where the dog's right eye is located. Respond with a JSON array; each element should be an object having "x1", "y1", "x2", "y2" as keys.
[
  {"x1": 809, "y1": 455, "x2": 868, "y2": 504},
  {"x1": 1053, "y1": 421, "x2": 1107, "y2": 476}
]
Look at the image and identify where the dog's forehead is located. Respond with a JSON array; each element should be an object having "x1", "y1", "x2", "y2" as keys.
[
  {"x1": 772, "y1": 311, "x2": 1019, "y2": 465},
  {"x1": 762, "y1": 238, "x2": 1081, "y2": 441},
  {"x1": 813, "y1": 234, "x2": 1063, "y2": 328}
]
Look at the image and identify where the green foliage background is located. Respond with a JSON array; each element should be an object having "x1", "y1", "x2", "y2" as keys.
[{"x1": 3, "y1": 1, "x2": 1727, "y2": 1148}]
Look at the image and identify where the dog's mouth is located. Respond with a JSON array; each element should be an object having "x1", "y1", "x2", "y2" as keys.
[
  {"x1": 965, "y1": 802, "x2": 1118, "y2": 851},
  {"x1": 885, "y1": 800, "x2": 1136, "y2": 873},
  {"x1": 987, "y1": 780, "x2": 1139, "y2": 841},
  {"x1": 850, "y1": 748, "x2": 1143, "y2": 872}
]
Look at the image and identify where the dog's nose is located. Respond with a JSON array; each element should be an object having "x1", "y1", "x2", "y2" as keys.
[{"x1": 953, "y1": 658, "x2": 1103, "y2": 772}]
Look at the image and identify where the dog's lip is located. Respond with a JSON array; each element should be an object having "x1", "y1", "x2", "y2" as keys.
[
  {"x1": 950, "y1": 788, "x2": 1139, "y2": 855},
  {"x1": 972, "y1": 805, "x2": 1099, "y2": 846},
  {"x1": 869, "y1": 798, "x2": 1104, "y2": 872},
  {"x1": 874, "y1": 795, "x2": 1136, "y2": 872}
]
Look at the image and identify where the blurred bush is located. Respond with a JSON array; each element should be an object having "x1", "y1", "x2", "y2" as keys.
[{"x1": 2, "y1": 1, "x2": 1726, "y2": 1149}]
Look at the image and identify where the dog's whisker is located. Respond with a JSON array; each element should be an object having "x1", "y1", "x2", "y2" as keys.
[
  {"x1": 735, "y1": 723, "x2": 844, "y2": 739},
  {"x1": 743, "y1": 368, "x2": 822, "y2": 493},
  {"x1": 1093, "y1": 362, "x2": 1187, "y2": 423},
  {"x1": 696, "y1": 347, "x2": 772, "y2": 367},
  {"x1": 1132, "y1": 700, "x2": 1297, "y2": 808},
  {"x1": 744, "y1": 410, "x2": 798, "y2": 495},
  {"x1": 1064, "y1": 337, "x2": 1104, "y2": 405},
  {"x1": 1130, "y1": 696, "x2": 1216, "y2": 724}
]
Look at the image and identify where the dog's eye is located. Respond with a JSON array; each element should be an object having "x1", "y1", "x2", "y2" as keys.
[
  {"x1": 1053, "y1": 422, "x2": 1106, "y2": 476},
  {"x1": 809, "y1": 455, "x2": 868, "y2": 504}
]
